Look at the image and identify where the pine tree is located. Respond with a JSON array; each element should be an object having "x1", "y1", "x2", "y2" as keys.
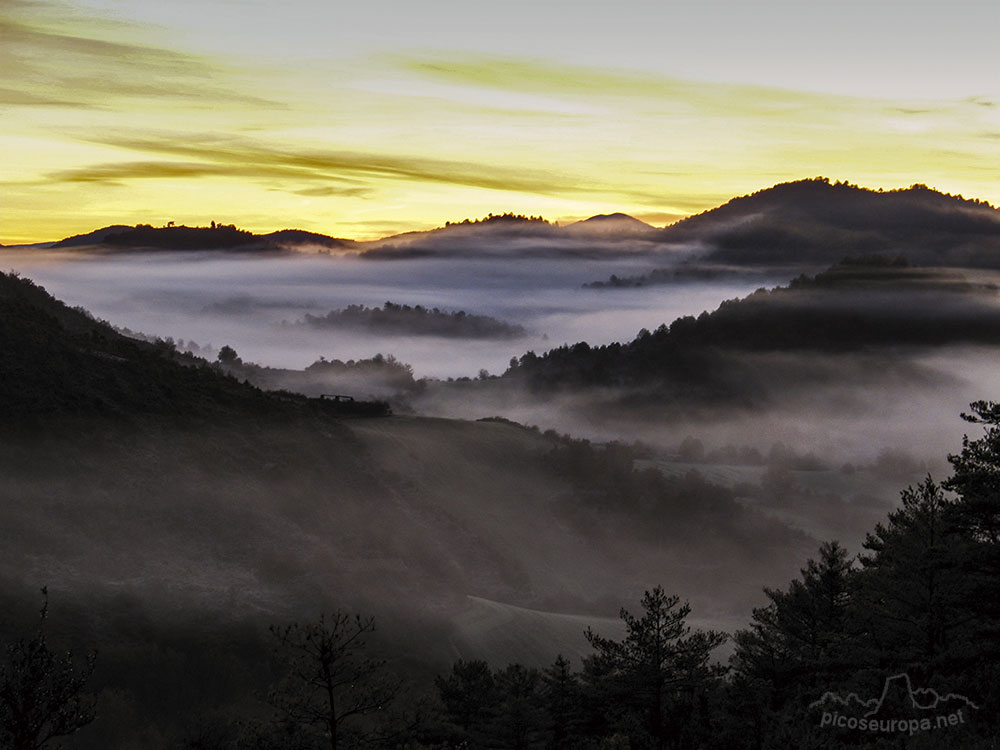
[
  {"x1": 267, "y1": 612, "x2": 398, "y2": 750},
  {"x1": 0, "y1": 589, "x2": 97, "y2": 750},
  {"x1": 434, "y1": 659, "x2": 496, "y2": 748},
  {"x1": 728, "y1": 542, "x2": 856, "y2": 749},
  {"x1": 945, "y1": 400, "x2": 1000, "y2": 544},
  {"x1": 942, "y1": 400, "x2": 1000, "y2": 655},
  {"x1": 585, "y1": 587, "x2": 726, "y2": 750},
  {"x1": 855, "y1": 477, "x2": 971, "y2": 667},
  {"x1": 541, "y1": 655, "x2": 584, "y2": 750},
  {"x1": 491, "y1": 664, "x2": 545, "y2": 750},
  {"x1": 732, "y1": 541, "x2": 855, "y2": 694}
]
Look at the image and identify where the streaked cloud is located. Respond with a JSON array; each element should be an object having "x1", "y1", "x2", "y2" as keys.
[
  {"x1": 51, "y1": 132, "x2": 603, "y2": 198},
  {"x1": 0, "y1": 4, "x2": 273, "y2": 109},
  {"x1": 46, "y1": 159, "x2": 366, "y2": 198},
  {"x1": 395, "y1": 53, "x2": 846, "y2": 118}
]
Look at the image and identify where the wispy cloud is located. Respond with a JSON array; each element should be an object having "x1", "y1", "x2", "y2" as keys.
[
  {"x1": 393, "y1": 53, "x2": 853, "y2": 118},
  {"x1": 0, "y1": 4, "x2": 273, "y2": 109},
  {"x1": 0, "y1": 85, "x2": 87, "y2": 107},
  {"x1": 48, "y1": 131, "x2": 669, "y2": 202},
  {"x1": 46, "y1": 158, "x2": 365, "y2": 197},
  {"x1": 394, "y1": 52, "x2": 1000, "y2": 141}
]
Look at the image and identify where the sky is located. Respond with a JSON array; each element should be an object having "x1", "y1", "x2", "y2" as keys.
[{"x1": 3, "y1": 0, "x2": 1000, "y2": 244}]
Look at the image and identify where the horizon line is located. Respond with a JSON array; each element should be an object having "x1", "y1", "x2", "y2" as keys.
[{"x1": 3, "y1": 176, "x2": 995, "y2": 248}]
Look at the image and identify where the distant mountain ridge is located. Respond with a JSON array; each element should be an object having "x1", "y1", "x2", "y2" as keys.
[
  {"x1": 660, "y1": 178, "x2": 1000, "y2": 267},
  {"x1": 24, "y1": 178, "x2": 1000, "y2": 265},
  {"x1": 358, "y1": 211, "x2": 660, "y2": 259},
  {"x1": 53, "y1": 224, "x2": 133, "y2": 247},
  {"x1": 565, "y1": 212, "x2": 657, "y2": 238},
  {"x1": 49, "y1": 223, "x2": 355, "y2": 253}
]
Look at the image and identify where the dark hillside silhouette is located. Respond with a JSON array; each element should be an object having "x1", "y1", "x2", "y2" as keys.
[
  {"x1": 661, "y1": 178, "x2": 1000, "y2": 267},
  {"x1": 506, "y1": 259, "x2": 1000, "y2": 400},
  {"x1": 261, "y1": 228, "x2": 355, "y2": 250},
  {"x1": 38, "y1": 179, "x2": 1000, "y2": 265},
  {"x1": 360, "y1": 211, "x2": 661, "y2": 259},
  {"x1": 50, "y1": 224, "x2": 355, "y2": 253},
  {"x1": 50, "y1": 225, "x2": 132, "y2": 247},
  {"x1": 101, "y1": 224, "x2": 261, "y2": 250},
  {"x1": 0, "y1": 271, "x2": 388, "y2": 421}
]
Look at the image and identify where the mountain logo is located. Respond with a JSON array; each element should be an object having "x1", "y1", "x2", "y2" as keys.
[{"x1": 810, "y1": 673, "x2": 978, "y2": 736}]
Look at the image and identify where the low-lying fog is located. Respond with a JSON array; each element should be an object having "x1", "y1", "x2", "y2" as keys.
[
  {"x1": 8, "y1": 247, "x2": 1000, "y2": 478},
  {"x1": 9, "y1": 243, "x2": 1000, "y2": 715},
  {"x1": 410, "y1": 347, "x2": 998, "y2": 471},
  {"x1": 0, "y1": 249, "x2": 778, "y2": 378}
]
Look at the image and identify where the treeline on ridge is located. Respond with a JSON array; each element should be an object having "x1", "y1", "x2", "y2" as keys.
[
  {"x1": 0, "y1": 271, "x2": 389, "y2": 422},
  {"x1": 507, "y1": 259, "x2": 1000, "y2": 393},
  {"x1": 296, "y1": 302, "x2": 527, "y2": 339},
  {"x1": 666, "y1": 178, "x2": 1000, "y2": 267}
]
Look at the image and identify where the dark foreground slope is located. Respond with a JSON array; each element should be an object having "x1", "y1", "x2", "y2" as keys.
[
  {"x1": 0, "y1": 272, "x2": 272, "y2": 420},
  {"x1": 0, "y1": 271, "x2": 815, "y2": 747}
]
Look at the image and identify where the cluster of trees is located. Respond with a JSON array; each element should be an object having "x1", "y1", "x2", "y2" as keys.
[
  {"x1": 304, "y1": 353, "x2": 414, "y2": 381},
  {"x1": 100, "y1": 224, "x2": 260, "y2": 250},
  {"x1": 425, "y1": 588, "x2": 726, "y2": 750},
  {"x1": 2, "y1": 585, "x2": 728, "y2": 750},
  {"x1": 443, "y1": 213, "x2": 550, "y2": 227},
  {"x1": 674, "y1": 437, "x2": 829, "y2": 470},
  {"x1": 308, "y1": 402, "x2": 1000, "y2": 747},
  {"x1": 543, "y1": 436, "x2": 744, "y2": 542},
  {"x1": 583, "y1": 266, "x2": 732, "y2": 289},
  {"x1": 298, "y1": 302, "x2": 526, "y2": 340},
  {"x1": 726, "y1": 402, "x2": 1000, "y2": 747},
  {"x1": 506, "y1": 259, "x2": 1000, "y2": 397},
  {"x1": 213, "y1": 345, "x2": 419, "y2": 404}
]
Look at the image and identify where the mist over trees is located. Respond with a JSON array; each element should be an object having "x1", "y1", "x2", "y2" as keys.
[
  {"x1": 502, "y1": 259, "x2": 1000, "y2": 410},
  {"x1": 431, "y1": 407, "x2": 999, "y2": 748},
  {"x1": 295, "y1": 302, "x2": 527, "y2": 339},
  {"x1": 215, "y1": 347, "x2": 417, "y2": 403},
  {"x1": 663, "y1": 178, "x2": 1000, "y2": 268},
  {"x1": 9, "y1": 406, "x2": 1000, "y2": 750}
]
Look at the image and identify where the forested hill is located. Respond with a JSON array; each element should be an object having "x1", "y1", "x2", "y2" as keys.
[
  {"x1": 51, "y1": 224, "x2": 355, "y2": 252},
  {"x1": 505, "y1": 259, "x2": 1000, "y2": 391},
  {"x1": 296, "y1": 301, "x2": 527, "y2": 339},
  {"x1": 662, "y1": 178, "x2": 1000, "y2": 267},
  {"x1": 0, "y1": 271, "x2": 383, "y2": 422}
]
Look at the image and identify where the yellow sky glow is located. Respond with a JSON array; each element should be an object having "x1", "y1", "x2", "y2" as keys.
[{"x1": 2, "y1": 0, "x2": 999, "y2": 244}]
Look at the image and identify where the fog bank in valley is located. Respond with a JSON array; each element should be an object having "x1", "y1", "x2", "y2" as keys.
[{"x1": 0, "y1": 248, "x2": 776, "y2": 378}]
